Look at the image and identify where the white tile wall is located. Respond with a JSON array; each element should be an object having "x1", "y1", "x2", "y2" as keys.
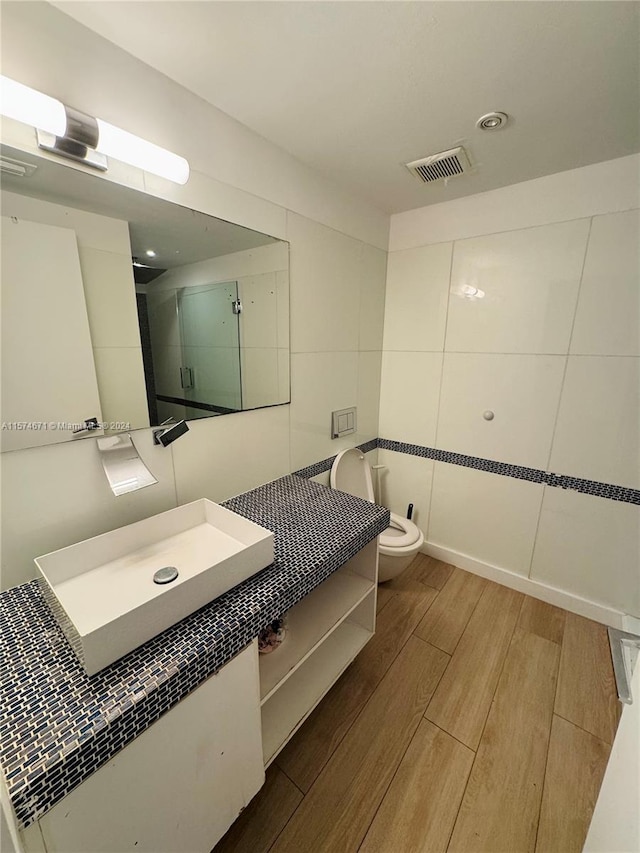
[
  {"x1": 288, "y1": 213, "x2": 362, "y2": 354},
  {"x1": 570, "y1": 209, "x2": 640, "y2": 357},
  {"x1": 241, "y1": 348, "x2": 280, "y2": 409},
  {"x1": 1, "y1": 184, "x2": 386, "y2": 591},
  {"x1": 383, "y1": 242, "x2": 452, "y2": 352},
  {"x1": 378, "y1": 352, "x2": 442, "y2": 446},
  {"x1": 531, "y1": 487, "x2": 640, "y2": 616},
  {"x1": 549, "y1": 356, "x2": 640, "y2": 489},
  {"x1": 78, "y1": 248, "x2": 141, "y2": 349},
  {"x1": 377, "y1": 449, "x2": 434, "y2": 539},
  {"x1": 240, "y1": 273, "x2": 278, "y2": 349},
  {"x1": 276, "y1": 270, "x2": 291, "y2": 350},
  {"x1": 289, "y1": 351, "x2": 359, "y2": 471},
  {"x1": 381, "y1": 162, "x2": 639, "y2": 619},
  {"x1": 92, "y1": 348, "x2": 150, "y2": 432},
  {"x1": 172, "y1": 406, "x2": 291, "y2": 505},
  {"x1": 436, "y1": 353, "x2": 565, "y2": 469},
  {"x1": 357, "y1": 352, "x2": 383, "y2": 443},
  {"x1": 0, "y1": 430, "x2": 177, "y2": 591},
  {"x1": 445, "y1": 220, "x2": 590, "y2": 354},
  {"x1": 1, "y1": 193, "x2": 148, "y2": 435},
  {"x1": 1, "y1": 4, "x2": 392, "y2": 595},
  {"x1": 358, "y1": 243, "x2": 387, "y2": 351},
  {"x1": 428, "y1": 463, "x2": 545, "y2": 577},
  {"x1": 277, "y1": 349, "x2": 291, "y2": 405}
]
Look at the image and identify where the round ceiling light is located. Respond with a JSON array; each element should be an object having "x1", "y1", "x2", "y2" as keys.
[{"x1": 476, "y1": 112, "x2": 509, "y2": 131}]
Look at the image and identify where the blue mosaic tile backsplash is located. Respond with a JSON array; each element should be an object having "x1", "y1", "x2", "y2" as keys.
[{"x1": 0, "y1": 475, "x2": 389, "y2": 829}]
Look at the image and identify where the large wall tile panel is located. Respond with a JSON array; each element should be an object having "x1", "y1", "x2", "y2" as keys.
[
  {"x1": 550, "y1": 356, "x2": 640, "y2": 489},
  {"x1": 428, "y1": 463, "x2": 545, "y2": 577},
  {"x1": 531, "y1": 488, "x2": 640, "y2": 616},
  {"x1": 379, "y1": 352, "x2": 443, "y2": 447},
  {"x1": 570, "y1": 209, "x2": 640, "y2": 357},
  {"x1": 383, "y1": 243, "x2": 452, "y2": 352},
  {"x1": 289, "y1": 352, "x2": 359, "y2": 471},
  {"x1": 357, "y1": 352, "x2": 383, "y2": 444},
  {"x1": 377, "y1": 449, "x2": 434, "y2": 538},
  {"x1": 359, "y1": 244, "x2": 388, "y2": 351},
  {"x1": 436, "y1": 353, "x2": 565, "y2": 470},
  {"x1": 172, "y1": 406, "x2": 290, "y2": 505},
  {"x1": 288, "y1": 213, "x2": 362, "y2": 354},
  {"x1": 445, "y1": 220, "x2": 590, "y2": 354}
]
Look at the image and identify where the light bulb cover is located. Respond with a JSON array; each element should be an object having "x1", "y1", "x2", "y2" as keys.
[
  {"x1": 476, "y1": 111, "x2": 509, "y2": 131},
  {"x1": 0, "y1": 76, "x2": 66, "y2": 137},
  {"x1": 96, "y1": 119, "x2": 190, "y2": 185},
  {"x1": 0, "y1": 75, "x2": 190, "y2": 185}
]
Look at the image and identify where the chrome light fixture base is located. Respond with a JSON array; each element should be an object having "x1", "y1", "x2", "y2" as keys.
[{"x1": 37, "y1": 129, "x2": 107, "y2": 171}]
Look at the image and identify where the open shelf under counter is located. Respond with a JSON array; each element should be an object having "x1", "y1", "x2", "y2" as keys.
[
  {"x1": 261, "y1": 601, "x2": 374, "y2": 767},
  {"x1": 259, "y1": 566, "x2": 375, "y2": 703}
]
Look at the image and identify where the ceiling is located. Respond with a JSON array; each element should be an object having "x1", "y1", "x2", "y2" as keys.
[{"x1": 53, "y1": 1, "x2": 639, "y2": 214}]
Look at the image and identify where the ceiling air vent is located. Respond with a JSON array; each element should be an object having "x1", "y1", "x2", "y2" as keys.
[{"x1": 405, "y1": 146, "x2": 470, "y2": 184}]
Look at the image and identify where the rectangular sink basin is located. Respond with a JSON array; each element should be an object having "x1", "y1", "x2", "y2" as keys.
[{"x1": 35, "y1": 500, "x2": 274, "y2": 675}]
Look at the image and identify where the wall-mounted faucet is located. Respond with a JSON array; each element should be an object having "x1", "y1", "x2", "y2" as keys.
[{"x1": 153, "y1": 418, "x2": 190, "y2": 447}]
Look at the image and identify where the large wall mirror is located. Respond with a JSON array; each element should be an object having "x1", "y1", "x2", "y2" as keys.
[{"x1": 0, "y1": 143, "x2": 289, "y2": 452}]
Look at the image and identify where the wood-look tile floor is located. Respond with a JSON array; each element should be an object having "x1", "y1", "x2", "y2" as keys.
[{"x1": 214, "y1": 555, "x2": 621, "y2": 853}]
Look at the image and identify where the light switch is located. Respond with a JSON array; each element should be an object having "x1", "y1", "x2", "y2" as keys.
[{"x1": 331, "y1": 407, "x2": 357, "y2": 439}]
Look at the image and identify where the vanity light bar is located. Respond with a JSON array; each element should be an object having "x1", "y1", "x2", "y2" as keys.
[
  {"x1": 0, "y1": 77, "x2": 66, "y2": 137},
  {"x1": 0, "y1": 76, "x2": 190, "y2": 185}
]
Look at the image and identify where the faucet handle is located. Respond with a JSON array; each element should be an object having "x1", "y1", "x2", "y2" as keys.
[{"x1": 153, "y1": 419, "x2": 189, "y2": 447}]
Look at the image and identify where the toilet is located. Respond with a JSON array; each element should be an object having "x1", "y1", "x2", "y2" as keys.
[{"x1": 330, "y1": 448, "x2": 424, "y2": 583}]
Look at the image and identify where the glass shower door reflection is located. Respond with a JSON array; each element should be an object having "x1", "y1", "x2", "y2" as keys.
[{"x1": 177, "y1": 281, "x2": 242, "y2": 416}]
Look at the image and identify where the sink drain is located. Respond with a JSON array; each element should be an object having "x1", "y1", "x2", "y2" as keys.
[{"x1": 153, "y1": 566, "x2": 179, "y2": 585}]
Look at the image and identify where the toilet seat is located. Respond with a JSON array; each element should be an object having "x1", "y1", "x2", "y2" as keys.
[
  {"x1": 330, "y1": 447, "x2": 424, "y2": 582},
  {"x1": 379, "y1": 512, "x2": 421, "y2": 550}
]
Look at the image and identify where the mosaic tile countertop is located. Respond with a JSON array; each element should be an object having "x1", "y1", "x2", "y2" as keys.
[{"x1": 0, "y1": 475, "x2": 389, "y2": 829}]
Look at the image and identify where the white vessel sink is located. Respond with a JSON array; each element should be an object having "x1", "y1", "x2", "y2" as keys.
[{"x1": 36, "y1": 500, "x2": 274, "y2": 675}]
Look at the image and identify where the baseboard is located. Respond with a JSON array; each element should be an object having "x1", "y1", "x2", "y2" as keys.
[{"x1": 422, "y1": 542, "x2": 626, "y2": 629}]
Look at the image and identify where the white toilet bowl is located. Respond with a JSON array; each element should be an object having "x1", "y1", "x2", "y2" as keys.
[{"x1": 330, "y1": 448, "x2": 424, "y2": 583}]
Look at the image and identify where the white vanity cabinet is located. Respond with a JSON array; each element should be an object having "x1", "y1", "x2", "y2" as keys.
[
  {"x1": 20, "y1": 643, "x2": 264, "y2": 853},
  {"x1": 12, "y1": 537, "x2": 378, "y2": 853},
  {"x1": 259, "y1": 538, "x2": 378, "y2": 766}
]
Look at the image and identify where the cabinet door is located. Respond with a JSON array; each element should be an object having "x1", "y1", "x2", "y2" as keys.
[
  {"x1": 583, "y1": 661, "x2": 640, "y2": 852},
  {"x1": 1, "y1": 216, "x2": 102, "y2": 451},
  {"x1": 36, "y1": 643, "x2": 264, "y2": 853}
]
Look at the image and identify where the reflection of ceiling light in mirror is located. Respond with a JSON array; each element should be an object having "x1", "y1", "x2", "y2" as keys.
[{"x1": 146, "y1": 250, "x2": 156, "y2": 257}]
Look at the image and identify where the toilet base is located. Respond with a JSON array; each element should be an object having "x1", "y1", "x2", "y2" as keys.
[{"x1": 378, "y1": 548, "x2": 421, "y2": 583}]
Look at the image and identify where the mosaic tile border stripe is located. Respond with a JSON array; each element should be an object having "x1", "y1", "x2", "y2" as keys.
[
  {"x1": 0, "y1": 475, "x2": 389, "y2": 828},
  {"x1": 294, "y1": 438, "x2": 640, "y2": 505},
  {"x1": 378, "y1": 438, "x2": 640, "y2": 506},
  {"x1": 293, "y1": 438, "x2": 378, "y2": 479}
]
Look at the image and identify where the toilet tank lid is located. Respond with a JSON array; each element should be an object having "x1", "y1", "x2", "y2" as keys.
[{"x1": 330, "y1": 448, "x2": 375, "y2": 503}]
